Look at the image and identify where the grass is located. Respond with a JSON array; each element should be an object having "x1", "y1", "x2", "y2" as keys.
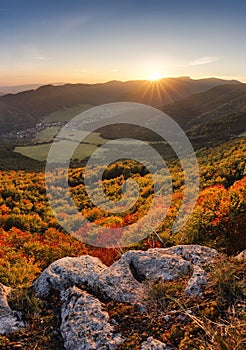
[
  {"x1": 35, "y1": 127, "x2": 60, "y2": 143},
  {"x1": 0, "y1": 288, "x2": 64, "y2": 350},
  {"x1": 111, "y1": 256, "x2": 246, "y2": 349},
  {"x1": 14, "y1": 144, "x2": 53, "y2": 162},
  {"x1": 14, "y1": 133, "x2": 108, "y2": 162}
]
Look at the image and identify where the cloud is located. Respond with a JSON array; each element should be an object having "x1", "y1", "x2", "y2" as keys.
[{"x1": 182, "y1": 56, "x2": 220, "y2": 67}]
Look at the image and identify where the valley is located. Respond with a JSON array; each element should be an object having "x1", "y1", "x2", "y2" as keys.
[
  {"x1": 0, "y1": 78, "x2": 243, "y2": 168},
  {"x1": 0, "y1": 77, "x2": 245, "y2": 349}
]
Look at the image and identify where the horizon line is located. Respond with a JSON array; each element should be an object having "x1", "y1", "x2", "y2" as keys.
[{"x1": 0, "y1": 75, "x2": 244, "y2": 89}]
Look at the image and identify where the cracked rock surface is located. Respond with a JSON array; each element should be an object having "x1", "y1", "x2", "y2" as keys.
[{"x1": 60, "y1": 286, "x2": 124, "y2": 350}]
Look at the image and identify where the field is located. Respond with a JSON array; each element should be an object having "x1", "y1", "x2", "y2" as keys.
[
  {"x1": 34, "y1": 126, "x2": 60, "y2": 143},
  {"x1": 14, "y1": 132, "x2": 109, "y2": 162}
]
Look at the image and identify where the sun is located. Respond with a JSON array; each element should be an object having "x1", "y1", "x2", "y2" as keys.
[{"x1": 149, "y1": 72, "x2": 162, "y2": 81}]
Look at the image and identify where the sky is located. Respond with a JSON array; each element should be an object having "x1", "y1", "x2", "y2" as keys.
[{"x1": 0, "y1": 0, "x2": 246, "y2": 85}]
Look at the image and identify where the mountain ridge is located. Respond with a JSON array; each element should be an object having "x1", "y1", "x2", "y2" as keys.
[{"x1": 0, "y1": 77, "x2": 241, "y2": 136}]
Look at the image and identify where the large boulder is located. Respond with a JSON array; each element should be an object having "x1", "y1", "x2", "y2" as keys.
[
  {"x1": 0, "y1": 283, "x2": 24, "y2": 335},
  {"x1": 33, "y1": 255, "x2": 107, "y2": 298},
  {"x1": 60, "y1": 287, "x2": 124, "y2": 350},
  {"x1": 34, "y1": 245, "x2": 218, "y2": 302}
]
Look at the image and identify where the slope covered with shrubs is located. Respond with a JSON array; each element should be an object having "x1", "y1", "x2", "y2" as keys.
[{"x1": 0, "y1": 137, "x2": 245, "y2": 348}]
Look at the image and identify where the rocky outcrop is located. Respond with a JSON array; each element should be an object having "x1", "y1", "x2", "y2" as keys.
[
  {"x1": 34, "y1": 245, "x2": 218, "y2": 303},
  {"x1": 96, "y1": 249, "x2": 191, "y2": 303},
  {"x1": 60, "y1": 287, "x2": 123, "y2": 350},
  {"x1": 0, "y1": 283, "x2": 24, "y2": 335},
  {"x1": 33, "y1": 245, "x2": 219, "y2": 349}
]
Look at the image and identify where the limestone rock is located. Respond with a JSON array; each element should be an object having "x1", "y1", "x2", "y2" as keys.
[
  {"x1": 0, "y1": 283, "x2": 24, "y2": 335},
  {"x1": 185, "y1": 265, "x2": 207, "y2": 296},
  {"x1": 126, "y1": 249, "x2": 191, "y2": 281},
  {"x1": 235, "y1": 249, "x2": 246, "y2": 260},
  {"x1": 60, "y1": 286, "x2": 124, "y2": 350},
  {"x1": 34, "y1": 245, "x2": 218, "y2": 303},
  {"x1": 96, "y1": 249, "x2": 191, "y2": 303},
  {"x1": 33, "y1": 255, "x2": 107, "y2": 298},
  {"x1": 96, "y1": 252, "x2": 144, "y2": 303},
  {"x1": 33, "y1": 245, "x2": 220, "y2": 348},
  {"x1": 141, "y1": 336, "x2": 167, "y2": 349},
  {"x1": 148, "y1": 245, "x2": 218, "y2": 266},
  {"x1": 97, "y1": 246, "x2": 216, "y2": 301}
]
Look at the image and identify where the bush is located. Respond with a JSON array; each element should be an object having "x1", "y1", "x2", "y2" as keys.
[{"x1": 0, "y1": 253, "x2": 40, "y2": 288}]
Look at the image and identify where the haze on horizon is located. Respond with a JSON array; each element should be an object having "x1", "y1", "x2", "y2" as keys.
[{"x1": 1, "y1": 0, "x2": 246, "y2": 85}]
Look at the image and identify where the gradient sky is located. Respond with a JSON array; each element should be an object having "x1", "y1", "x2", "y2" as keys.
[{"x1": 0, "y1": 0, "x2": 246, "y2": 85}]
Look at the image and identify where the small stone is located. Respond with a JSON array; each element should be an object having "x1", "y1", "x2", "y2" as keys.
[
  {"x1": 235, "y1": 249, "x2": 246, "y2": 260},
  {"x1": 141, "y1": 336, "x2": 167, "y2": 349},
  {"x1": 185, "y1": 265, "x2": 207, "y2": 296},
  {"x1": 163, "y1": 315, "x2": 171, "y2": 322}
]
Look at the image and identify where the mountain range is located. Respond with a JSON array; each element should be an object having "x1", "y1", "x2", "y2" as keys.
[
  {"x1": 0, "y1": 76, "x2": 242, "y2": 137},
  {"x1": 0, "y1": 83, "x2": 67, "y2": 95},
  {"x1": 163, "y1": 83, "x2": 246, "y2": 146}
]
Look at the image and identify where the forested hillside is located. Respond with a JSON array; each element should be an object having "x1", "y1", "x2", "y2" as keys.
[
  {"x1": 0, "y1": 135, "x2": 245, "y2": 349},
  {"x1": 0, "y1": 137, "x2": 245, "y2": 289}
]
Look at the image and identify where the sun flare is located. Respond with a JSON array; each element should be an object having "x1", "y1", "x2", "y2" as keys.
[{"x1": 149, "y1": 72, "x2": 162, "y2": 81}]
